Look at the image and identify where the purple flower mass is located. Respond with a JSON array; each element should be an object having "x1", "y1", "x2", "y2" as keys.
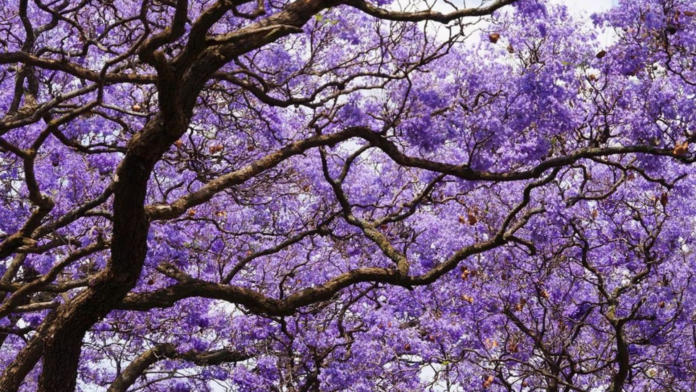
[{"x1": 1, "y1": 0, "x2": 696, "y2": 391}]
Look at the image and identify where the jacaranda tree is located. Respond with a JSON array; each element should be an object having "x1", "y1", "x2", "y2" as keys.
[{"x1": 1, "y1": 0, "x2": 695, "y2": 390}]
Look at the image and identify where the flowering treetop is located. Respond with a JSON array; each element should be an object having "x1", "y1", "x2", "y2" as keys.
[{"x1": 1, "y1": 0, "x2": 696, "y2": 391}]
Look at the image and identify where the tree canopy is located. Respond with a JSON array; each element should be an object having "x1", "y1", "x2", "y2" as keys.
[{"x1": 1, "y1": 0, "x2": 696, "y2": 390}]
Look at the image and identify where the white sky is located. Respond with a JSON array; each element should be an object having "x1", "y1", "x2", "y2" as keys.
[
  {"x1": 559, "y1": 0, "x2": 616, "y2": 14},
  {"x1": 424, "y1": 0, "x2": 618, "y2": 45},
  {"x1": 447, "y1": 0, "x2": 617, "y2": 13}
]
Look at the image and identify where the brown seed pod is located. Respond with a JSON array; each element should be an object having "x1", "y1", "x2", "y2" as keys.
[
  {"x1": 508, "y1": 341, "x2": 520, "y2": 353},
  {"x1": 673, "y1": 141, "x2": 689, "y2": 156},
  {"x1": 660, "y1": 192, "x2": 668, "y2": 207},
  {"x1": 514, "y1": 298, "x2": 526, "y2": 312},
  {"x1": 467, "y1": 211, "x2": 478, "y2": 225},
  {"x1": 507, "y1": 44, "x2": 515, "y2": 53},
  {"x1": 483, "y1": 375, "x2": 495, "y2": 388},
  {"x1": 596, "y1": 50, "x2": 607, "y2": 59},
  {"x1": 489, "y1": 33, "x2": 500, "y2": 44}
]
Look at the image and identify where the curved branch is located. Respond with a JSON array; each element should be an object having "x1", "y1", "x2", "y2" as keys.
[
  {"x1": 107, "y1": 343, "x2": 251, "y2": 392},
  {"x1": 344, "y1": 0, "x2": 518, "y2": 23}
]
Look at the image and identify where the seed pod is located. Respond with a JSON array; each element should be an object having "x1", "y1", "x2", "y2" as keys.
[
  {"x1": 131, "y1": 104, "x2": 142, "y2": 112},
  {"x1": 673, "y1": 141, "x2": 689, "y2": 156},
  {"x1": 660, "y1": 192, "x2": 668, "y2": 207},
  {"x1": 483, "y1": 375, "x2": 495, "y2": 388},
  {"x1": 514, "y1": 298, "x2": 526, "y2": 312},
  {"x1": 174, "y1": 140, "x2": 184, "y2": 149},
  {"x1": 596, "y1": 50, "x2": 607, "y2": 59},
  {"x1": 508, "y1": 341, "x2": 519, "y2": 353},
  {"x1": 467, "y1": 211, "x2": 478, "y2": 225},
  {"x1": 489, "y1": 33, "x2": 500, "y2": 43},
  {"x1": 507, "y1": 44, "x2": 515, "y2": 53}
]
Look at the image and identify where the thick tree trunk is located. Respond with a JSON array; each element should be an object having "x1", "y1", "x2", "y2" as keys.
[
  {"x1": 36, "y1": 120, "x2": 166, "y2": 392},
  {"x1": 0, "y1": 336, "x2": 44, "y2": 391}
]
